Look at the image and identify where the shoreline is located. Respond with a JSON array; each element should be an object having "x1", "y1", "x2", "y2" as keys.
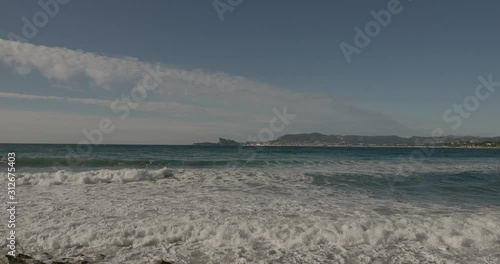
[{"x1": 243, "y1": 144, "x2": 500, "y2": 149}]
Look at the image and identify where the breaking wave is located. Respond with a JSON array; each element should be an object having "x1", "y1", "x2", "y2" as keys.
[{"x1": 15, "y1": 168, "x2": 174, "y2": 186}]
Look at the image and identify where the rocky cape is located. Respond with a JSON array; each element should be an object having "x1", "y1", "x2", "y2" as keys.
[{"x1": 192, "y1": 138, "x2": 240, "y2": 146}]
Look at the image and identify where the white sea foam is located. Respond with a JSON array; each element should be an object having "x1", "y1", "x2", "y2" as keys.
[
  {"x1": 2, "y1": 167, "x2": 499, "y2": 263},
  {"x1": 13, "y1": 168, "x2": 174, "y2": 186},
  {"x1": 7, "y1": 158, "x2": 500, "y2": 187}
]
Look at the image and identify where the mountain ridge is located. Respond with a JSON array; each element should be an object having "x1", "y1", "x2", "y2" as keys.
[
  {"x1": 193, "y1": 133, "x2": 500, "y2": 147},
  {"x1": 269, "y1": 133, "x2": 500, "y2": 146}
]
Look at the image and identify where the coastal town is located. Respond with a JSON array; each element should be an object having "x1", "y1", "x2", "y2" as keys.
[{"x1": 195, "y1": 133, "x2": 500, "y2": 148}]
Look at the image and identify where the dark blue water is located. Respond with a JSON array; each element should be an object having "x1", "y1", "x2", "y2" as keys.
[{"x1": 2, "y1": 144, "x2": 500, "y2": 207}]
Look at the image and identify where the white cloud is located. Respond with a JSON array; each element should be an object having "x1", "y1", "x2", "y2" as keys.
[
  {"x1": 0, "y1": 92, "x2": 220, "y2": 116},
  {"x1": 0, "y1": 92, "x2": 111, "y2": 107},
  {"x1": 0, "y1": 39, "x2": 323, "y2": 107},
  {"x1": 0, "y1": 39, "x2": 418, "y2": 142},
  {"x1": 0, "y1": 39, "x2": 260, "y2": 95}
]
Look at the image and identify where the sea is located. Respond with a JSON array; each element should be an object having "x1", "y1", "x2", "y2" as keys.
[{"x1": 0, "y1": 144, "x2": 499, "y2": 263}]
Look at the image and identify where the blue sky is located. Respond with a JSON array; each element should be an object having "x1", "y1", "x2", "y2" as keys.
[{"x1": 0, "y1": 0, "x2": 499, "y2": 144}]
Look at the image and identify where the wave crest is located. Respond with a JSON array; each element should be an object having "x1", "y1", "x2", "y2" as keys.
[{"x1": 16, "y1": 168, "x2": 173, "y2": 186}]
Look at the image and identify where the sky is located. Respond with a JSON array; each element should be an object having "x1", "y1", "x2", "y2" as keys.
[{"x1": 0, "y1": 0, "x2": 499, "y2": 144}]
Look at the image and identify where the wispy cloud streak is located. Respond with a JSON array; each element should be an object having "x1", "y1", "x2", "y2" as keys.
[{"x1": 0, "y1": 39, "x2": 416, "y2": 137}]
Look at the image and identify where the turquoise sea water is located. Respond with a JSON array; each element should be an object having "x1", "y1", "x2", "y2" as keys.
[
  {"x1": 2, "y1": 144, "x2": 499, "y2": 206},
  {"x1": 1, "y1": 144, "x2": 499, "y2": 263}
]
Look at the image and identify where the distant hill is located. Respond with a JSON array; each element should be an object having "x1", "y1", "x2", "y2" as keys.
[
  {"x1": 269, "y1": 133, "x2": 500, "y2": 146},
  {"x1": 193, "y1": 134, "x2": 500, "y2": 147}
]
